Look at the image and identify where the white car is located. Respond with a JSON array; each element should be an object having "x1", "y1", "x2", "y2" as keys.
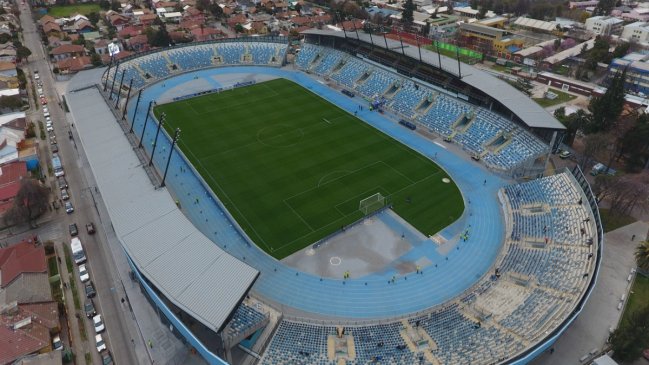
[
  {"x1": 52, "y1": 334, "x2": 63, "y2": 351},
  {"x1": 93, "y1": 314, "x2": 105, "y2": 333},
  {"x1": 42, "y1": 106, "x2": 48, "y2": 113},
  {"x1": 95, "y1": 334, "x2": 106, "y2": 352},
  {"x1": 47, "y1": 126, "x2": 54, "y2": 132},
  {"x1": 78, "y1": 264, "x2": 90, "y2": 282}
]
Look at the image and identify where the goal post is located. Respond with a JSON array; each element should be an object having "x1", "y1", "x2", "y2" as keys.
[{"x1": 359, "y1": 193, "x2": 386, "y2": 215}]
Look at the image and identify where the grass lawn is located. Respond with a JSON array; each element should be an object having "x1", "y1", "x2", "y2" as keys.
[
  {"x1": 533, "y1": 88, "x2": 577, "y2": 108},
  {"x1": 47, "y1": 4, "x2": 100, "y2": 17},
  {"x1": 156, "y1": 78, "x2": 464, "y2": 259},
  {"x1": 620, "y1": 274, "x2": 649, "y2": 325},
  {"x1": 599, "y1": 208, "x2": 636, "y2": 232}
]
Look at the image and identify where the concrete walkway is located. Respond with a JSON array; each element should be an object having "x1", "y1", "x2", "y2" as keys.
[{"x1": 532, "y1": 221, "x2": 648, "y2": 365}]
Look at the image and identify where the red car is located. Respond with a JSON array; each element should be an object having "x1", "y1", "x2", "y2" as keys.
[{"x1": 40, "y1": 97, "x2": 47, "y2": 105}]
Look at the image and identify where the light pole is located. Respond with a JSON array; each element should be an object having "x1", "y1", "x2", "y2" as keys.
[
  {"x1": 130, "y1": 89, "x2": 143, "y2": 133},
  {"x1": 122, "y1": 78, "x2": 134, "y2": 120},
  {"x1": 114, "y1": 70, "x2": 126, "y2": 109},
  {"x1": 108, "y1": 62, "x2": 120, "y2": 100},
  {"x1": 139, "y1": 101, "x2": 154, "y2": 148},
  {"x1": 160, "y1": 128, "x2": 180, "y2": 188},
  {"x1": 149, "y1": 112, "x2": 165, "y2": 166}
]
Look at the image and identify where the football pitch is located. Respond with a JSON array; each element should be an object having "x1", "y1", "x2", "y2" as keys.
[{"x1": 155, "y1": 78, "x2": 464, "y2": 259}]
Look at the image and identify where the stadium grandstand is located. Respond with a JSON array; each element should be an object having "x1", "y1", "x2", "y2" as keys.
[{"x1": 61, "y1": 34, "x2": 603, "y2": 365}]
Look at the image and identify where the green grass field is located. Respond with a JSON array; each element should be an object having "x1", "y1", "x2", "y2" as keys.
[
  {"x1": 46, "y1": 4, "x2": 100, "y2": 17},
  {"x1": 156, "y1": 79, "x2": 464, "y2": 258}
]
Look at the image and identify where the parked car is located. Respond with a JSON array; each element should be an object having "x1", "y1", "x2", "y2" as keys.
[
  {"x1": 65, "y1": 201, "x2": 74, "y2": 214},
  {"x1": 558, "y1": 150, "x2": 572, "y2": 159},
  {"x1": 93, "y1": 314, "x2": 105, "y2": 333},
  {"x1": 51, "y1": 144, "x2": 58, "y2": 153},
  {"x1": 34, "y1": 72, "x2": 39, "y2": 80},
  {"x1": 61, "y1": 189, "x2": 69, "y2": 200},
  {"x1": 84, "y1": 298, "x2": 96, "y2": 318},
  {"x1": 85, "y1": 281, "x2": 96, "y2": 298},
  {"x1": 86, "y1": 222, "x2": 96, "y2": 235},
  {"x1": 95, "y1": 334, "x2": 106, "y2": 352},
  {"x1": 101, "y1": 351, "x2": 113, "y2": 365},
  {"x1": 42, "y1": 106, "x2": 48, "y2": 113},
  {"x1": 57, "y1": 176, "x2": 68, "y2": 189},
  {"x1": 79, "y1": 264, "x2": 90, "y2": 283},
  {"x1": 41, "y1": 97, "x2": 47, "y2": 105},
  {"x1": 50, "y1": 135, "x2": 57, "y2": 145},
  {"x1": 46, "y1": 125, "x2": 54, "y2": 132},
  {"x1": 69, "y1": 223, "x2": 78, "y2": 237},
  {"x1": 52, "y1": 335, "x2": 63, "y2": 351}
]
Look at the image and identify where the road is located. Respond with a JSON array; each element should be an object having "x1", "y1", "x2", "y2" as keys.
[{"x1": 19, "y1": 5, "x2": 140, "y2": 365}]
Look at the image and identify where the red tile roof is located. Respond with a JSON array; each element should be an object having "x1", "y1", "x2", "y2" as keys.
[
  {"x1": 0, "y1": 161, "x2": 27, "y2": 186},
  {"x1": 56, "y1": 56, "x2": 92, "y2": 72},
  {"x1": 0, "y1": 181, "x2": 20, "y2": 202},
  {"x1": 0, "y1": 302, "x2": 58, "y2": 364},
  {"x1": 0, "y1": 241, "x2": 46, "y2": 287},
  {"x1": 50, "y1": 44, "x2": 85, "y2": 56}
]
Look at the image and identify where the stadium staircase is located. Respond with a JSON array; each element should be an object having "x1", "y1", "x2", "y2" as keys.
[
  {"x1": 132, "y1": 63, "x2": 147, "y2": 79},
  {"x1": 161, "y1": 52, "x2": 173, "y2": 70}
]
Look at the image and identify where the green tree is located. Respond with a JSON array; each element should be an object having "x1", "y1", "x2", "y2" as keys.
[
  {"x1": 16, "y1": 46, "x2": 31, "y2": 62},
  {"x1": 99, "y1": 0, "x2": 110, "y2": 10},
  {"x1": 209, "y1": 3, "x2": 223, "y2": 18},
  {"x1": 620, "y1": 114, "x2": 649, "y2": 171},
  {"x1": 87, "y1": 12, "x2": 100, "y2": 26},
  {"x1": 90, "y1": 52, "x2": 102, "y2": 66},
  {"x1": 0, "y1": 95, "x2": 23, "y2": 109},
  {"x1": 4, "y1": 179, "x2": 49, "y2": 227},
  {"x1": 594, "y1": 0, "x2": 616, "y2": 15},
  {"x1": 149, "y1": 24, "x2": 172, "y2": 47},
  {"x1": 586, "y1": 68, "x2": 626, "y2": 133},
  {"x1": 554, "y1": 107, "x2": 588, "y2": 146},
  {"x1": 235, "y1": 23, "x2": 244, "y2": 33},
  {"x1": 636, "y1": 240, "x2": 649, "y2": 271},
  {"x1": 612, "y1": 42, "x2": 630, "y2": 59},
  {"x1": 610, "y1": 305, "x2": 649, "y2": 362},
  {"x1": 402, "y1": 0, "x2": 415, "y2": 24},
  {"x1": 110, "y1": 0, "x2": 121, "y2": 11}
]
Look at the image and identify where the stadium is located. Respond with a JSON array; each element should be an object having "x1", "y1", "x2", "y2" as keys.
[{"x1": 65, "y1": 32, "x2": 602, "y2": 365}]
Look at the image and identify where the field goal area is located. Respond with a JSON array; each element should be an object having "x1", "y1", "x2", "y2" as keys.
[{"x1": 359, "y1": 193, "x2": 387, "y2": 215}]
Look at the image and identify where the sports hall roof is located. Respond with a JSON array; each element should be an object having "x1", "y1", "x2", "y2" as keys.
[
  {"x1": 302, "y1": 29, "x2": 565, "y2": 131},
  {"x1": 65, "y1": 69, "x2": 259, "y2": 332}
]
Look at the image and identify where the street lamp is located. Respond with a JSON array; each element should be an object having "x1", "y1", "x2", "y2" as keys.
[
  {"x1": 160, "y1": 128, "x2": 180, "y2": 188},
  {"x1": 149, "y1": 112, "x2": 165, "y2": 166},
  {"x1": 138, "y1": 101, "x2": 154, "y2": 148}
]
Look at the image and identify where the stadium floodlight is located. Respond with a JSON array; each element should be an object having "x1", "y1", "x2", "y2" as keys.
[
  {"x1": 108, "y1": 42, "x2": 120, "y2": 57},
  {"x1": 359, "y1": 193, "x2": 386, "y2": 215}
]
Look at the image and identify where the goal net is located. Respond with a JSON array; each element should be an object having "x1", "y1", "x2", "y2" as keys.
[{"x1": 359, "y1": 193, "x2": 386, "y2": 215}]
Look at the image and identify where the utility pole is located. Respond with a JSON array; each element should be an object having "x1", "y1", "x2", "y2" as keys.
[
  {"x1": 139, "y1": 101, "x2": 153, "y2": 148},
  {"x1": 149, "y1": 113, "x2": 166, "y2": 166},
  {"x1": 160, "y1": 128, "x2": 180, "y2": 188}
]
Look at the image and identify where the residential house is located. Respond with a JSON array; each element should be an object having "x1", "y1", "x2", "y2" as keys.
[
  {"x1": 183, "y1": 6, "x2": 204, "y2": 22},
  {"x1": 56, "y1": 56, "x2": 92, "y2": 73},
  {"x1": 74, "y1": 20, "x2": 95, "y2": 33},
  {"x1": 0, "y1": 301, "x2": 60, "y2": 364},
  {"x1": 49, "y1": 44, "x2": 85, "y2": 62},
  {"x1": 108, "y1": 13, "x2": 130, "y2": 30},
  {"x1": 128, "y1": 34, "x2": 150, "y2": 52},
  {"x1": 140, "y1": 13, "x2": 158, "y2": 26},
  {"x1": 118, "y1": 25, "x2": 144, "y2": 39},
  {"x1": 41, "y1": 22, "x2": 61, "y2": 36},
  {"x1": 191, "y1": 26, "x2": 223, "y2": 41},
  {"x1": 0, "y1": 62, "x2": 15, "y2": 78},
  {"x1": 0, "y1": 238, "x2": 50, "y2": 304}
]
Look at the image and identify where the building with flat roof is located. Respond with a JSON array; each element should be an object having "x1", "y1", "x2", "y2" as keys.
[
  {"x1": 609, "y1": 52, "x2": 649, "y2": 95},
  {"x1": 621, "y1": 21, "x2": 649, "y2": 44},
  {"x1": 585, "y1": 15, "x2": 624, "y2": 35},
  {"x1": 459, "y1": 22, "x2": 524, "y2": 55}
]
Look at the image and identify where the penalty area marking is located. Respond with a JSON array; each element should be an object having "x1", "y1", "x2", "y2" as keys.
[
  {"x1": 323, "y1": 118, "x2": 331, "y2": 124},
  {"x1": 330, "y1": 256, "x2": 342, "y2": 266}
]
